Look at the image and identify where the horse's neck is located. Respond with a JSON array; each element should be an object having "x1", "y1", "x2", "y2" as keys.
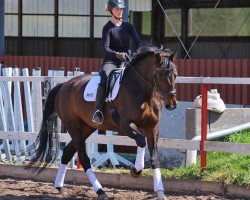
[
  {"x1": 123, "y1": 61, "x2": 155, "y2": 100},
  {"x1": 133, "y1": 58, "x2": 155, "y2": 84}
]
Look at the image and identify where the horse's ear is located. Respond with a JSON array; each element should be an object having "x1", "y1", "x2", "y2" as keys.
[{"x1": 169, "y1": 51, "x2": 177, "y2": 61}]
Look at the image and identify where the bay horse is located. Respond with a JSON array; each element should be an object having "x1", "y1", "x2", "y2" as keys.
[{"x1": 28, "y1": 46, "x2": 177, "y2": 200}]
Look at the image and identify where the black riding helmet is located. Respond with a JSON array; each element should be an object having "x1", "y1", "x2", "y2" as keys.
[{"x1": 108, "y1": 0, "x2": 126, "y2": 10}]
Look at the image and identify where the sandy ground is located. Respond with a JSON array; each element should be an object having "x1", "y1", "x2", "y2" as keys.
[{"x1": 0, "y1": 178, "x2": 247, "y2": 200}]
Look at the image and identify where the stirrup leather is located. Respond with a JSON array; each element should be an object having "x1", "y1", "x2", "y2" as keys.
[{"x1": 92, "y1": 110, "x2": 104, "y2": 125}]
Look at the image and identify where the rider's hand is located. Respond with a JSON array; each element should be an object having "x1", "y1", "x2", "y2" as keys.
[{"x1": 116, "y1": 52, "x2": 128, "y2": 61}]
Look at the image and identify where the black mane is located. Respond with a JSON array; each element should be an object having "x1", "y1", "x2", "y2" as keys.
[
  {"x1": 128, "y1": 46, "x2": 163, "y2": 67},
  {"x1": 122, "y1": 46, "x2": 175, "y2": 82}
]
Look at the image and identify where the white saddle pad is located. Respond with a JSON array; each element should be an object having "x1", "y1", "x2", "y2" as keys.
[{"x1": 84, "y1": 70, "x2": 124, "y2": 102}]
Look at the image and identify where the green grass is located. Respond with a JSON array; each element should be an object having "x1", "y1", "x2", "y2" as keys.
[{"x1": 144, "y1": 130, "x2": 250, "y2": 187}]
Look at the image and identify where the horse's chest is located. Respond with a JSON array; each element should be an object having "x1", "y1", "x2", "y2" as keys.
[{"x1": 140, "y1": 103, "x2": 159, "y2": 123}]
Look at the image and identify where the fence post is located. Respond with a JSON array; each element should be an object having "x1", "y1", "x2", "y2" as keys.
[
  {"x1": 2, "y1": 67, "x2": 21, "y2": 161},
  {"x1": 52, "y1": 69, "x2": 65, "y2": 163},
  {"x1": 32, "y1": 68, "x2": 43, "y2": 132},
  {"x1": 13, "y1": 68, "x2": 26, "y2": 154},
  {"x1": 0, "y1": 70, "x2": 12, "y2": 161},
  {"x1": 200, "y1": 83, "x2": 208, "y2": 173},
  {"x1": 22, "y1": 68, "x2": 35, "y2": 149}
]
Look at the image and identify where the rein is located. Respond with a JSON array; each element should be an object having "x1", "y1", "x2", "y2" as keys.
[{"x1": 130, "y1": 66, "x2": 155, "y2": 91}]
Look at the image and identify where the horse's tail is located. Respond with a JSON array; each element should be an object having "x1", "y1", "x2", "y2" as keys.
[{"x1": 27, "y1": 83, "x2": 64, "y2": 172}]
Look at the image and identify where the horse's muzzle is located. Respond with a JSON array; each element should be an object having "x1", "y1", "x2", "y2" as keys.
[
  {"x1": 165, "y1": 103, "x2": 177, "y2": 111},
  {"x1": 164, "y1": 91, "x2": 177, "y2": 111},
  {"x1": 165, "y1": 93, "x2": 177, "y2": 111}
]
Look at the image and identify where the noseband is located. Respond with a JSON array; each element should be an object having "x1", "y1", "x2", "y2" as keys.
[{"x1": 152, "y1": 56, "x2": 176, "y2": 98}]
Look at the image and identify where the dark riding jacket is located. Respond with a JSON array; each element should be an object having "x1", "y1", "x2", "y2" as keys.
[{"x1": 102, "y1": 20, "x2": 142, "y2": 65}]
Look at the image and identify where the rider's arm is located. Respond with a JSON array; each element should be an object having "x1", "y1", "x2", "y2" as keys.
[
  {"x1": 129, "y1": 23, "x2": 143, "y2": 50},
  {"x1": 102, "y1": 27, "x2": 117, "y2": 59}
]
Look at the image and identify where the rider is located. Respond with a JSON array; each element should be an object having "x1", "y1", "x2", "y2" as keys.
[{"x1": 92, "y1": 0, "x2": 143, "y2": 125}]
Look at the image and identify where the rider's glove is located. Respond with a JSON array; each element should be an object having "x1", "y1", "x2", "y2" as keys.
[{"x1": 116, "y1": 52, "x2": 128, "y2": 61}]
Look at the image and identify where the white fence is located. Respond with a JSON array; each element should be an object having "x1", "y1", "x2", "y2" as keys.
[
  {"x1": 0, "y1": 67, "x2": 83, "y2": 166},
  {"x1": 0, "y1": 67, "x2": 249, "y2": 169}
]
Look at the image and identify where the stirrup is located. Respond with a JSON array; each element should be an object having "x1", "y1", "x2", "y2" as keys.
[{"x1": 92, "y1": 110, "x2": 104, "y2": 125}]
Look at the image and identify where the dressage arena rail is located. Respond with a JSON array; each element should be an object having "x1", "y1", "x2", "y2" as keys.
[{"x1": 0, "y1": 69, "x2": 249, "y2": 172}]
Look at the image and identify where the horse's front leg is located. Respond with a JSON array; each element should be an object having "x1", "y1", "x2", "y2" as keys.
[
  {"x1": 120, "y1": 123, "x2": 146, "y2": 178},
  {"x1": 146, "y1": 125, "x2": 166, "y2": 200}
]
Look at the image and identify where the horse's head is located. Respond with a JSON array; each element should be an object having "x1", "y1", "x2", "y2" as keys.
[
  {"x1": 126, "y1": 46, "x2": 177, "y2": 111},
  {"x1": 153, "y1": 49, "x2": 177, "y2": 111}
]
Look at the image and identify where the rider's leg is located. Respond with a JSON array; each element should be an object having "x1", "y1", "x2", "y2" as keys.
[
  {"x1": 92, "y1": 62, "x2": 117, "y2": 125},
  {"x1": 92, "y1": 70, "x2": 107, "y2": 125}
]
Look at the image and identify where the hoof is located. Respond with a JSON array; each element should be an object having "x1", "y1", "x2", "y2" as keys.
[
  {"x1": 55, "y1": 187, "x2": 66, "y2": 195},
  {"x1": 157, "y1": 191, "x2": 166, "y2": 200},
  {"x1": 97, "y1": 188, "x2": 108, "y2": 200},
  {"x1": 97, "y1": 193, "x2": 108, "y2": 200},
  {"x1": 130, "y1": 166, "x2": 142, "y2": 178}
]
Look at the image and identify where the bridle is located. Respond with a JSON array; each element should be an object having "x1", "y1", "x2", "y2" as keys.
[
  {"x1": 125, "y1": 53, "x2": 176, "y2": 98},
  {"x1": 152, "y1": 55, "x2": 176, "y2": 98}
]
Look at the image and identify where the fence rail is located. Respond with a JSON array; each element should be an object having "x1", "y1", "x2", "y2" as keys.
[{"x1": 0, "y1": 131, "x2": 249, "y2": 154}]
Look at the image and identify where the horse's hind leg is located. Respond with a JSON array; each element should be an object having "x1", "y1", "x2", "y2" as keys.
[
  {"x1": 146, "y1": 126, "x2": 166, "y2": 200},
  {"x1": 54, "y1": 140, "x2": 76, "y2": 193},
  {"x1": 54, "y1": 120, "x2": 107, "y2": 199},
  {"x1": 77, "y1": 138, "x2": 108, "y2": 199},
  {"x1": 68, "y1": 123, "x2": 108, "y2": 200}
]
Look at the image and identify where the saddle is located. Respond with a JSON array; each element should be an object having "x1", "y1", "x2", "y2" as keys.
[
  {"x1": 84, "y1": 68, "x2": 124, "y2": 102},
  {"x1": 106, "y1": 68, "x2": 124, "y2": 98}
]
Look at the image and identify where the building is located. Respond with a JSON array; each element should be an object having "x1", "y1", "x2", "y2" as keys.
[{"x1": 1, "y1": 0, "x2": 250, "y2": 59}]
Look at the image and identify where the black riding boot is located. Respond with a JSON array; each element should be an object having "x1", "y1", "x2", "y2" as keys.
[{"x1": 92, "y1": 85, "x2": 106, "y2": 125}]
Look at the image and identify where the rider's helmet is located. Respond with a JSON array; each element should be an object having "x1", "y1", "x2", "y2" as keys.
[{"x1": 107, "y1": 0, "x2": 125, "y2": 11}]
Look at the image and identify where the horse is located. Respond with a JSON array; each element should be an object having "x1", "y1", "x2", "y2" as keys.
[{"x1": 28, "y1": 46, "x2": 178, "y2": 200}]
